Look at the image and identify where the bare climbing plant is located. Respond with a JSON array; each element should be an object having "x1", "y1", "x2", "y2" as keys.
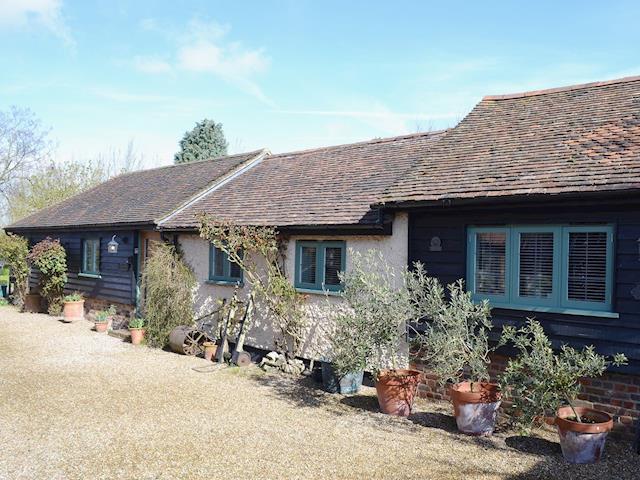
[{"x1": 198, "y1": 216, "x2": 307, "y2": 360}]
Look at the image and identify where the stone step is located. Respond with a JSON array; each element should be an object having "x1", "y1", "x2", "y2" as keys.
[{"x1": 108, "y1": 328, "x2": 131, "y2": 340}]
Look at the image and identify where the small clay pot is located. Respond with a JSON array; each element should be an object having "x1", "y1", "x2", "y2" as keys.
[
  {"x1": 203, "y1": 342, "x2": 217, "y2": 361},
  {"x1": 95, "y1": 322, "x2": 108, "y2": 333},
  {"x1": 450, "y1": 381, "x2": 501, "y2": 436},
  {"x1": 63, "y1": 300, "x2": 85, "y2": 323},
  {"x1": 555, "y1": 406, "x2": 613, "y2": 464},
  {"x1": 375, "y1": 369, "x2": 421, "y2": 416},
  {"x1": 129, "y1": 328, "x2": 145, "y2": 345}
]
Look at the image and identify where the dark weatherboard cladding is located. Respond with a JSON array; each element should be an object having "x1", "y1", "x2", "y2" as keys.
[
  {"x1": 408, "y1": 197, "x2": 640, "y2": 373},
  {"x1": 26, "y1": 230, "x2": 137, "y2": 305}
]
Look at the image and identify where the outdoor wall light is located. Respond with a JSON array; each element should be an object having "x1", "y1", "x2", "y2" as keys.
[{"x1": 107, "y1": 235, "x2": 119, "y2": 254}]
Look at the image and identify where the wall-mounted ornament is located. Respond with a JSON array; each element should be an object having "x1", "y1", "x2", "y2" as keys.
[
  {"x1": 632, "y1": 284, "x2": 640, "y2": 301},
  {"x1": 429, "y1": 236, "x2": 442, "y2": 252}
]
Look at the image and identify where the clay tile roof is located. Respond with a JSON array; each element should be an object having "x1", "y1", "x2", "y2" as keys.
[
  {"x1": 377, "y1": 75, "x2": 640, "y2": 206},
  {"x1": 160, "y1": 130, "x2": 446, "y2": 229},
  {"x1": 7, "y1": 150, "x2": 267, "y2": 231}
]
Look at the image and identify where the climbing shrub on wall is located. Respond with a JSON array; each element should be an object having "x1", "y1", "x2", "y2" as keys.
[
  {"x1": 27, "y1": 237, "x2": 67, "y2": 315},
  {"x1": 198, "y1": 216, "x2": 307, "y2": 360},
  {"x1": 141, "y1": 242, "x2": 196, "y2": 348},
  {"x1": 0, "y1": 232, "x2": 30, "y2": 308}
]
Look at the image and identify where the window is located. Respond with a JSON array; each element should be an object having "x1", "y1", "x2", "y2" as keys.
[
  {"x1": 208, "y1": 244, "x2": 242, "y2": 284},
  {"x1": 295, "y1": 241, "x2": 346, "y2": 292},
  {"x1": 467, "y1": 225, "x2": 614, "y2": 314},
  {"x1": 81, "y1": 238, "x2": 100, "y2": 275}
]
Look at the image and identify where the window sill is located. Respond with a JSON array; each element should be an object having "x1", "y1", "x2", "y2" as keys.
[
  {"x1": 491, "y1": 304, "x2": 619, "y2": 319},
  {"x1": 78, "y1": 273, "x2": 101, "y2": 279},
  {"x1": 206, "y1": 279, "x2": 243, "y2": 287},
  {"x1": 295, "y1": 287, "x2": 342, "y2": 297}
]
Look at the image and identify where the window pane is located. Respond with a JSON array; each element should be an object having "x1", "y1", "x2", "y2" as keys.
[
  {"x1": 475, "y1": 232, "x2": 506, "y2": 295},
  {"x1": 300, "y1": 246, "x2": 317, "y2": 284},
  {"x1": 519, "y1": 232, "x2": 554, "y2": 299},
  {"x1": 214, "y1": 247, "x2": 225, "y2": 277},
  {"x1": 324, "y1": 247, "x2": 342, "y2": 286},
  {"x1": 229, "y1": 260, "x2": 242, "y2": 279},
  {"x1": 92, "y1": 240, "x2": 99, "y2": 272},
  {"x1": 567, "y1": 231, "x2": 608, "y2": 303}
]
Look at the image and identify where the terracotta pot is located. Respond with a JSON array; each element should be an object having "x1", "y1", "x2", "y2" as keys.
[
  {"x1": 450, "y1": 381, "x2": 501, "y2": 436},
  {"x1": 95, "y1": 322, "x2": 108, "y2": 333},
  {"x1": 554, "y1": 406, "x2": 613, "y2": 464},
  {"x1": 63, "y1": 300, "x2": 85, "y2": 322},
  {"x1": 130, "y1": 328, "x2": 145, "y2": 345},
  {"x1": 23, "y1": 293, "x2": 43, "y2": 313},
  {"x1": 203, "y1": 342, "x2": 217, "y2": 361},
  {"x1": 375, "y1": 369, "x2": 421, "y2": 416}
]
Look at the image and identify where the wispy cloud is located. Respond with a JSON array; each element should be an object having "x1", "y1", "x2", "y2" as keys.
[
  {"x1": 133, "y1": 55, "x2": 172, "y2": 74},
  {"x1": 90, "y1": 88, "x2": 173, "y2": 103},
  {"x1": 0, "y1": 0, "x2": 74, "y2": 46},
  {"x1": 133, "y1": 18, "x2": 272, "y2": 105},
  {"x1": 276, "y1": 109, "x2": 458, "y2": 120}
]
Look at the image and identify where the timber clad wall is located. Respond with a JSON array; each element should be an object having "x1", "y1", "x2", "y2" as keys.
[
  {"x1": 27, "y1": 230, "x2": 137, "y2": 305},
  {"x1": 408, "y1": 199, "x2": 640, "y2": 373}
]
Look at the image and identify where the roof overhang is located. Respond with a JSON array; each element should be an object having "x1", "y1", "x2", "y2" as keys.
[{"x1": 5, "y1": 221, "x2": 156, "y2": 234}]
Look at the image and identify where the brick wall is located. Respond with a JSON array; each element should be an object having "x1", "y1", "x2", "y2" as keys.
[
  {"x1": 413, "y1": 353, "x2": 639, "y2": 440},
  {"x1": 83, "y1": 297, "x2": 135, "y2": 330}
]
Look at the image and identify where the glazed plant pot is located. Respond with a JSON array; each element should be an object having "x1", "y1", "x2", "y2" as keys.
[
  {"x1": 375, "y1": 369, "x2": 421, "y2": 416},
  {"x1": 129, "y1": 328, "x2": 145, "y2": 345},
  {"x1": 554, "y1": 406, "x2": 613, "y2": 464},
  {"x1": 450, "y1": 381, "x2": 501, "y2": 436},
  {"x1": 95, "y1": 322, "x2": 108, "y2": 333},
  {"x1": 203, "y1": 342, "x2": 217, "y2": 361},
  {"x1": 321, "y1": 362, "x2": 364, "y2": 394},
  {"x1": 63, "y1": 300, "x2": 85, "y2": 322},
  {"x1": 23, "y1": 293, "x2": 43, "y2": 313}
]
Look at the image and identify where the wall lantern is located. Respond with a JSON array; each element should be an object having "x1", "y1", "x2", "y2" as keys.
[{"x1": 107, "y1": 235, "x2": 119, "y2": 254}]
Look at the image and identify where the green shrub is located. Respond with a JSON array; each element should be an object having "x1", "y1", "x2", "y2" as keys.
[
  {"x1": 140, "y1": 243, "x2": 196, "y2": 347},
  {"x1": 0, "y1": 232, "x2": 30, "y2": 307},
  {"x1": 499, "y1": 318, "x2": 627, "y2": 431},
  {"x1": 27, "y1": 237, "x2": 67, "y2": 315},
  {"x1": 63, "y1": 292, "x2": 84, "y2": 302}
]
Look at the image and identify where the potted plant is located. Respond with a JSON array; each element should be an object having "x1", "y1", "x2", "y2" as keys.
[
  {"x1": 203, "y1": 341, "x2": 217, "y2": 361},
  {"x1": 338, "y1": 250, "x2": 423, "y2": 415},
  {"x1": 62, "y1": 292, "x2": 84, "y2": 323},
  {"x1": 23, "y1": 291, "x2": 43, "y2": 313},
  {"x1": 129, "y1": 317, "x2": 145, "y2": 345},
  {"x1": 500, "y1": 319, "x2": 627, "y2": 464},
  {"x1": 413, "y1": 276, "x2": 501, "y2": 436},
  {"x1": 94, "y1": 305, "x2": 116, "y2": 333}
]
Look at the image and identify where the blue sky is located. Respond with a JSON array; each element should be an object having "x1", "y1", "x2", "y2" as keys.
[{"x1": 1, "y1": 1, "x2": 639, "y2": 168}]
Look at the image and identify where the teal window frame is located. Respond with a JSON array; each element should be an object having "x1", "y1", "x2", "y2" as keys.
[
  {"x1": 208, "y1": 244, "x2": 243, "y2": 285},
  {"x1": 81, "y1": 238, "x2": 101, "y2": 275},
  {"x1": 295, "y1": 240, "x2": 346, "y2": 292},
  {"x1": 467, "y1": 225, "x2": 615, "y2": 315}
]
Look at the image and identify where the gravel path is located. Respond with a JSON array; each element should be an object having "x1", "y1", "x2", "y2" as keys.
[{"x1": 0, "y1": 306, "x2": 638, "y2": 479}]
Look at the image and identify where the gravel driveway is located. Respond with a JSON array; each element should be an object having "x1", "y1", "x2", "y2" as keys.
[{"x1": 0, "y1": 306, "x2": 638, "y2": 479}]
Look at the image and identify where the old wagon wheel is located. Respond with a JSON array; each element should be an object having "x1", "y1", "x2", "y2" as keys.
[{"x1": 183, "y1": 329, "x2": 208, "y2": 356}]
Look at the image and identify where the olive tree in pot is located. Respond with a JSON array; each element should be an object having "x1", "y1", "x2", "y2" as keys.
[
  {"x1": 322, "y1": 306, "x2": 369, "y2": 394},
  {"x1": 413, "y1": 275, "x2": 501, "y2": 435},
  {"x1": 337, "y1": 250, "x2": 422, "y2": 416},
  {"x1": 26, "y1": 237, "x2": 67, "y2": 315},
  {"x1": 500, "y1": 319, "x2": 627, "y2": 464}
]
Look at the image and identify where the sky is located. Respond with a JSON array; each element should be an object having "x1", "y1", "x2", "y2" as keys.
[{"x1": 1, "y1": 0, "x2": 639, "y2": 169}]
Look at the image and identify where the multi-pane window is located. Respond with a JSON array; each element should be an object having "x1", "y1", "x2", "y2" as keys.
[
  {"x1": 208, "y1": 244, "x2": 243, "y2": 284},
  {"x1": 467, "y1": 225, "x2": 613, "y2": 313},
  {"x1": 81, "y1": 238, "x2": 100, "y2": 275},
  {"x1": 295, "y1": 241, "x2": 346, "y2": 292}
]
